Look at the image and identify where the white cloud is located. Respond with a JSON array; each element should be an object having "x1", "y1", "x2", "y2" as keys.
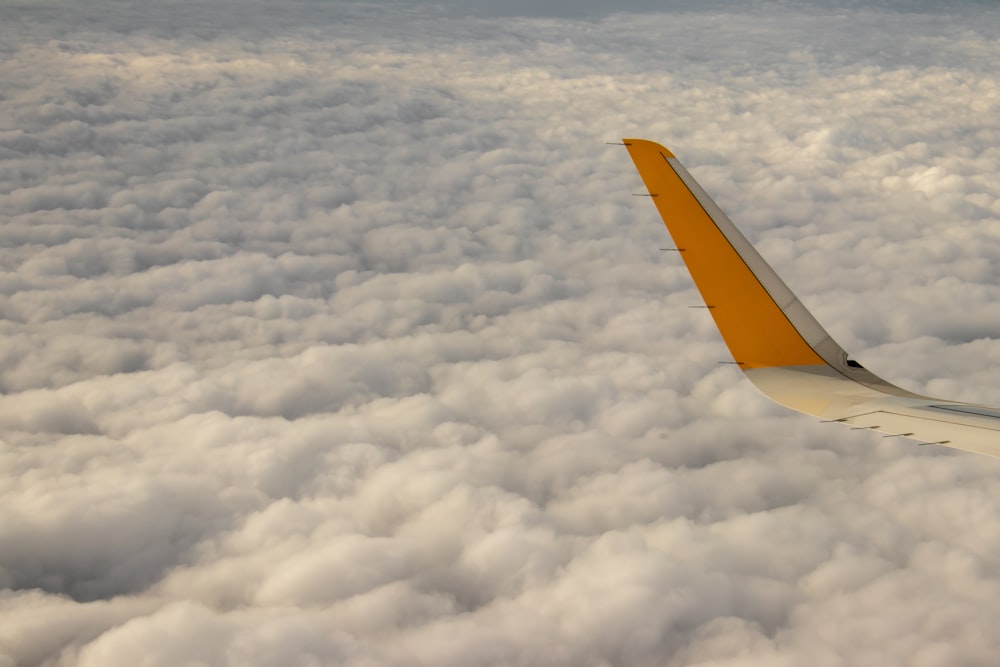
[{"x1": 3, "y1": 1, "x2": 1000, "y2": 665}]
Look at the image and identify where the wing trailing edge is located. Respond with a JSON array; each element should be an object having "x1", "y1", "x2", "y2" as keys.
[{"x1": 624, "y1": 138, "x2": 1000, "y2": 458}]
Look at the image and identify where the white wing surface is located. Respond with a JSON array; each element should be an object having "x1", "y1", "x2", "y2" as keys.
[{"x1": 624, "y1": 138, "x2": 1000, "y2": 458}]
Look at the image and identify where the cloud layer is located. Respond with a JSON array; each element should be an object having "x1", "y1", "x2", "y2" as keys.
[{"x1": 2, "y1": 1, "x2": 1000, "y2": 665}]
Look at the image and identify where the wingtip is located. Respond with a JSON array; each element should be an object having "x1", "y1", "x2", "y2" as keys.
[{"x1": 622, "y1": 138, "x2": 675, "y2": 158}]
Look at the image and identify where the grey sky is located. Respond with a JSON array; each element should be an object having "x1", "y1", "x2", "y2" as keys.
[{"x1": 2, "y1": 0, "x2": 1000, "y2": 665}]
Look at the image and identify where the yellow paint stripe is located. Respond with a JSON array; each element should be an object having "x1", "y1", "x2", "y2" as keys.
[{"x1": 624, "y1": 138, "x2": 824, "y2": 369}]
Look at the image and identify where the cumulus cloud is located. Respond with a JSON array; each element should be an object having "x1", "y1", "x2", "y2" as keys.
[{"x1": 2, "y1": 0, "x2": 1000, "y2": 665}]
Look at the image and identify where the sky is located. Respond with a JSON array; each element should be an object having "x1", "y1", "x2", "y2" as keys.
[{"x1": 2, "y1": 0, "x2": 1000, "y2": 665}]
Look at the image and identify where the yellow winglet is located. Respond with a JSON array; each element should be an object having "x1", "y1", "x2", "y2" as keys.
[
  {"x1": 622, "y1": 138, "x2": 1000, "y2": 458},
  {"x1": 624, "y1": 138, "x2": 827, "y2": 369}
]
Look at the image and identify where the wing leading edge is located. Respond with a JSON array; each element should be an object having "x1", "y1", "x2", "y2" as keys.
[{"x1": 624, "y1": 138, "x2": 1000, "y2": 458}]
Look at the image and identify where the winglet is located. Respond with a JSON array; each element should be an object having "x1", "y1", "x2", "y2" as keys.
[
  {"x1": 622, "y1": 138, "x2": 1000, "y2": 458},
  {"x1": 624, "y1": 138, "x2": 833, "y2": 370}
]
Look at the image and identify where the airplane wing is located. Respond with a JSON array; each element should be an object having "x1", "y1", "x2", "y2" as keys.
[{"x1": 624, "y1": 137, "x2": 1000, "y2": 458}]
